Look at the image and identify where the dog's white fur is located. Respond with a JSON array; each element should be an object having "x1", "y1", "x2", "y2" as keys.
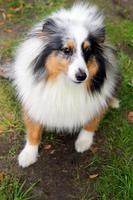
[
  {"x1": 75, "y1": 129, "x2": 94, "y2": 152},
  {"x1": 14, "y1": 41, "x2": 117, "y2": 131},
  {"x1": 14, "y1": 3, "x2": 119, "y2": 167},
  {"x1": 18, "y1": 141, "x2": 39, "y2": 167}
]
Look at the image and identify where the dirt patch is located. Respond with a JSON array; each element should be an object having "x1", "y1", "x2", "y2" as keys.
[
  {"x1": 112, "y1": 0, "x2": 133, "y2": 20},
  {"x1": 0, "y1": 132, "x2": 105, "y2": 200},
  {"x1": 0, "y1": 23, "x2": 27, "y2": 40}
]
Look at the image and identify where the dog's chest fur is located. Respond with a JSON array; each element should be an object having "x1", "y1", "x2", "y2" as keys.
[{"x1": 25, "y1": 75, "x2": 107, "y2": 130}]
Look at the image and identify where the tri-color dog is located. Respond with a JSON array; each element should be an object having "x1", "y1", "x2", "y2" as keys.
[{"x1": 14, "y1": 3, "x2": 119, "y2": 168}]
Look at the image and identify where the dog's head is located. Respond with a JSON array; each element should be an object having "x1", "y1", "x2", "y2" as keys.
[{"x1": 32, "y1": 3, "x2": 106, "y2": 91}]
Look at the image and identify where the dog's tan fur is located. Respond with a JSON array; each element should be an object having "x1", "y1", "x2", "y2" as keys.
[
  {"x1": 46, "y1": 53, "x2": 69, "y2": 81},
  {"x1": 23, "y1": 112, "x2": 43, "y2": 145},
  {"x1": 84, "y1": 111, "x2": 105, "y2": 132}
]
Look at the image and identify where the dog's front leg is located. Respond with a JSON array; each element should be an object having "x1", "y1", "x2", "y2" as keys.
[
  {"x1": 75, "y1": 112, "x2": 104, "y2": 153},
  {"x1": 18, "y1": 112, "x2": 43, "y2": 168}
]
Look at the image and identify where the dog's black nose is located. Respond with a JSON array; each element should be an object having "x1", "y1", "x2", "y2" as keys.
[{"x1": 75, "y1": 68, "x2": 87, "y2": 82}]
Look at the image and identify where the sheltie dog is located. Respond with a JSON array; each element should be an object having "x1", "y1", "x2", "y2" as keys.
[{"x1": 14, "y1": 3, "x2": 119, "y2": 168}]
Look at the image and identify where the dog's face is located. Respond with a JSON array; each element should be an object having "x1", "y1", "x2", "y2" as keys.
[
  {"x1": 44, "y1": 36, "x2": 90, "y2": 84},
  {"x1": 33, "y1": 13, "x2": 106, "y2": 91}
]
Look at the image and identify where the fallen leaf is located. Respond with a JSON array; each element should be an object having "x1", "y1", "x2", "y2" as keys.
[
  {"x1": 50, "y1": 149, "x2": 55, "y2": 154},
  {"x1": 89, "y1": 174, "x2": 99, "y2": 179},
  {"x1": 0, "y1": 8, "x2": 5, "y2": 12},
  {"x1": 5, "y1": 112, "x2": 14, "y2": 120},
  {"x1": 62, "y1": 169, "x2": 68, "y2": 173},
  {"x1": 10, "y1": 5, "x2": 23, "y2": 12},
  {"x1": 4, "y1": 29, "x2": 12, "y2": 33},
  {"x1": 0, "y1": 124, "x2": 5, "y2": 134},
  {"x1": 128, "y1": 112, "x2": 133, "y2": 123},
  {"x1": 44, "y1": 144, "x2": 52, "y2": 150},
  {"x1": 0, "y1": 21, "x2": 4, "y2": 26},
  {"x1": 7, "y1": 13, "x2": 14, "y2": 18},
  {"x1": 0, "y1": 172, "x2": 5, "y2": 181},
  {"x1": 90, "y1": 145, "x2": 98, "y2": 153}
]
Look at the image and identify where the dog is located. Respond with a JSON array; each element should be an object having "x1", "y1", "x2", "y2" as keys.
[{"x1": 13, "y1": 3, "x2": 119, "y2": 168}]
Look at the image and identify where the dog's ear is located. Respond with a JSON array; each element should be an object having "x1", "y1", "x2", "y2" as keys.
[
  {"x1": 96, "y1": 27, "x2": 105, "y2": 43},
  {"x1": 42, "y1": 18, "x2": 58, "y2": 35},
  {"x1": 90, "y1": 27, "x2": 105, "y2": 44},
  {"x1": 33, "y1": 18, "x2": 64, "y2": 80}
]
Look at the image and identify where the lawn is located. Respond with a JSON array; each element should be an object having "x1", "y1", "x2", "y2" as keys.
[{"x1": 0, "y1": 0, "x2": 133, "y2": 199}]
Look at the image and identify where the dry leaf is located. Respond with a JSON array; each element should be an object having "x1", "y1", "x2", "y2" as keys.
[
  {"x1": 89, "y1": 174, "x2": 98, "y2": 179},
  {"x1": 4, "y1": 29, "x2": 12, "y2": 33},
  {"x1": 0, "y1": 21, "x2": 4, "y2": 26},
  {"x1": 0, "y1": 172, "x2": 5, "y2": 181},
  {"x1": 5, "y1": 112, "x2": 14, "y2": 120},
  {"x1": 90, "y1": 145, "x2": 98, "y2": 153},
  {"x1": 128, "y1": 112, "x2": 133, "y2": 123},
  {"x1": 7, "y1": 13, "x2": 14, "y2": 18},
  {"x1": 50, "y1": 149, "x2": 55, "y2": 154},
  {"x1": 0, "y1": 8, "x2": 5, "y2": 12},
  {"x1": 0, "y1": 124, "x2": 5, "y2": 134},
  {"x1": 10, "y1": 6, "x2": 23, "y2": 12},
  {"x1": 44, "y1": 144, "x2": 52, "y2": 150}
]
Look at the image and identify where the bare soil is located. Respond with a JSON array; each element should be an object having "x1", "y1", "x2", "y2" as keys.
[
  {"x1": 112, "y1": 0, "x2": 133, "y2": 20},
  {"x1": 0, "y1": 131, "x2": 105, "y2": 200}
]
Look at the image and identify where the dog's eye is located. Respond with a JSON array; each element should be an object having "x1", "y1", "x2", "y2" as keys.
[
  {"x1": 84, "y1": 47, "x2": 91, "y2": 54},
  {"x1": 62, "y1": 48, "x2": 72, "y2": 55},
  {"x1": 83, "y1": 47, "x2": 92, "y2": 58},
  {"x1": 82, "y1": 47, "x2": 92, "y2": 62}
]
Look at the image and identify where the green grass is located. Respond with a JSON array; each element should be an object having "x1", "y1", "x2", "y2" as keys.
[
  {"x1": 106, "y1": 19, "x2": 133, "y2": 46},
  {"x1": 0, "y1": 0, "x2": 133, "y2": 199},
  {"x1": 0, "y1": 79, "x2": 23, "y2": 133},
  {"x1": 0, "y1": 175, "x2": 38, "y2": 200},
  {"x1": 94, "y1": 12, "x2": 133, "y2": 199},
  {"x1": 0, "y1": 39, "x2": 19, "y2": 61},
  {"x1": 95, "y1": 16, "x2": 133, "y2": 200}
]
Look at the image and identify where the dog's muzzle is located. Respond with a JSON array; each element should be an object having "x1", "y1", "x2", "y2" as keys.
[{"x1": 75, "y1": 68, "x2": 87, "y2": 83}]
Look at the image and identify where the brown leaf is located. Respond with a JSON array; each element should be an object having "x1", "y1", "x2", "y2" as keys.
[
  {"x1": 0, "y1": 124, "x2": 5, "y2": 134},
  {"x1": 5, "y1": 112, "x2": 14, "y2": 120},
  {"x1": 90, "y1": 145, "x2": 98, "y2": 153},
  {"x1": 10, "y1": 6, "x2": 23, "y2": 12},
  {"x1": 89, "y1": 174, "x2": 99, "y2": 179},
  {"x1": 44, "y1": 144, "x2": 52, "y2": 150},
  {"x1": 0, "y1": 172, "x2": 5, "y2": 181},
  {"x1": 4, "y1": 29, "x2": 12, "y2": 33},
  {"x1": 0, "y1": 21, "x2": 4, "y2": 26},
  {"x1": 7, "y1": 13, "x2": 14, "y2": 18},
  {"x1": 128, "y1": 112, "x2": 133, "y2": 123}
]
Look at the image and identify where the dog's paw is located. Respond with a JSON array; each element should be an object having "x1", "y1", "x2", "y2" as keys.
[
  {"x1": 18, "y1": 143, "x2": 38, "y2": 168},
  {"x1": 110, "y1": 97, "x2": 120, "y2": 109},
  {"x1": 75, "y1": 130, "x2": 94, "y2": 153}
]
